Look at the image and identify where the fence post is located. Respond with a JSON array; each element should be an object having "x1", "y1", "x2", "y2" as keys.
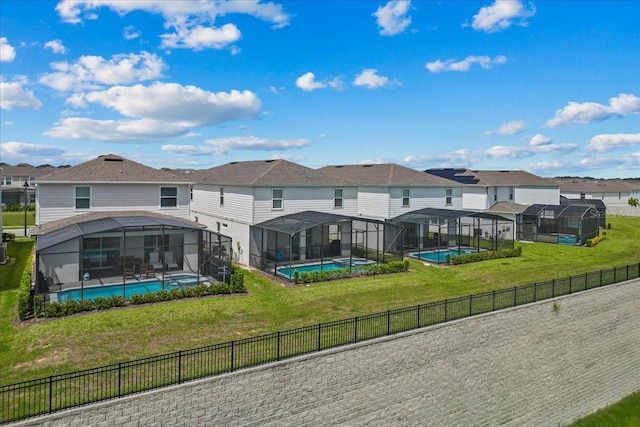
[
  {"x1": 49, "y1": 375, "x2": 53, "y2": 414},
  {"x1": 600, "y1": 270, "x2": 603, "y2": 286},
  {"x1": 552, "y1": 279, "x2": 555, "y2": 297},
  {"x1": 614, "y1": 268, "x2": 617, "y2": 283},
  {"x1": 492, "y1": 290, "x2": 496, "y2": 311},
  {"x1": 178, "y1": 351, "x2": 182, "y2": 384},
  {"x1": 569, "y1": 275, "x2": 572, "y2": 294},
  {"x1": 513, "y1": 286, "x2": 517, "y2": 307},
  {"x1": 533, "y1": 283, "x2": 537, "y2": 302},
  {"x1": 469, "y1": 295, "x2": 473, "y2": 317},
  {"x1": 317, "y1": 324, "x2": 321, "y2": 351},
  {"x1": 387, "y1": 310, "x2": 391, "y2": 335},
  {"x1": 277, "y1": 331, "x2": 281, "y2": 361},
  {"x1": 230, "y1": 341, "x2": 235, "y2": 372},
  {"x1": 354, "y1": 317, "x2": 358, "y2": 343},
  {"x1": 417, "y1": 304, "x2": 421, "y2": 328},
  {"x1": 585, "y1": 272, "x2": 588, "y2": 289},
  {"x1": 118, "y1": 362, "x2": 122, "y2": 398},
  {"x1": 627, "y1": 264, "x2": 629, "y2": 281},
  {"x1": 444, "y1": 300, "x2": 448, "y2": 322}
]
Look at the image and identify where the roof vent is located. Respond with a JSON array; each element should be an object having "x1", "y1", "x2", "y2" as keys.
[
  {"x1": 363, "y1": 164, "x2": 373, "y2": 168},
  {"x1": 230, "y1": 162, "x2": 239, "y2": 165},
  {"x1": 335, "y1": 165, "x2": 344, "y2": 168},
  {"x1": 265, "y1": 160, "x2": 275, "y2": 163}
]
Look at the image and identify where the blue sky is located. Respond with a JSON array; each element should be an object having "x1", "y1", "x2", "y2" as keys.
[{"x1": 1, "y1": 0, "x2": 639, "y2": 178}]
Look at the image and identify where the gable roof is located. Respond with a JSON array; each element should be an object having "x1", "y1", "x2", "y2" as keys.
[
  {"x1": 317, "y1": 164, "x2": 461, "y2": 187},
  {"x1": 552, "y1": 178, "x2": 640, "y2": 193},
  {"x1": 486, "y1": 201, "x2": 529, "y2": 214},
  {"x1": 425, "y1": 168, "x2": 556, "y2": 187},
  {"x1": 0, "y1": 163, "x2": 62, "y2": 178},
  {"x1": 193, "y1": 159, "x2": 355, "y2": 186},
  {"x1": 36, "y1": 154, "x2": 193, "y2": 184}
]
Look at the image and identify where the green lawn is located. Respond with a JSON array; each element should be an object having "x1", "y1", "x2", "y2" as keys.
[
  {"x1": 0, "y1": 216, "x2": 639, "y2": 387},
  {"x1": 567, "y1": 391, "x2": 640, "y2": 426},
  {"x1": 2, "y1": 211, "x2": 35, "y2": 228}
]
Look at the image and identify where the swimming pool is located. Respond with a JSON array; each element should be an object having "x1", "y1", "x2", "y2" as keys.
[
  {"x1": 558, "y1": 234, "x2": 577, "y2": 245},
  {"x1": 56, "y1": 274, "x2": 204, "y2": 302},
  {"x1": 409, "y1": 248, "x2": 479, "y2": 263},
  {"x1": 277, "y1": 258, "x2": 375, "y2": 279}
]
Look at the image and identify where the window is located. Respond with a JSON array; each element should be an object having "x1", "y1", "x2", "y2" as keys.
[
  {"x1": 509, "y1": 187, "x2": 514, "y2": 201},
  {"x1": 445, "y1": 188, "x2": 452, "y2": 206},
  {"x1": 334, "y1": 188, "x2": 343, "y2": 208},
  {"x1": 272, "y1": 188, "x2": 283, "y2": 209},
  {"x1": 29, "y1": 176, "x2": 36, "y2": 184},
  {"x1": 75, "y1": 186, "x2": 90, "y2": 209},
  {"x1": 160, "y1": 187, "x2": 177, "y2": 207},
  {"x1": 580, "y1": 193, "x2": 585, "y2": 199},
  {"x1": 493, "y1": 187, "x2": 498, "y2": 202},
  {"x1": 3, "y1": 176, "x2": 12, "y2": 185},
  {"x1": 220, "y1": 187, "x2": 224, "y2": 206},
  {"x1": 402, "y1": 188, "x2": 410, "y2": 207}
]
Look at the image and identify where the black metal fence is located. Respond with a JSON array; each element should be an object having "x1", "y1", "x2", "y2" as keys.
[{"x1": 2, "y1": 263, "x2": 639, "y2": 424}]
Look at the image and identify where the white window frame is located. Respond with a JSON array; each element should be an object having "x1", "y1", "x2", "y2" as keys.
[
  {"x1": 509, "y1": 186, "x2": 514, "y2": 201},
  {"x1": 272, "y1": 188, "x2": 283, "y2": 210},
  {"x1": 220, "y1": 187, "x2": 224, "y2": 206},
  {"x1": 334, "y1": 188, "x2": 343, "y2": 208},
  {"x1": 160, "y1": 187, "x2": 178, "y2": 208},
  {"x1": 493, "y1": 187, "x2": 498, "y2": 202},
  {"x1": 3, "y1": 176, "x2": 12, "y2": 186},
  {"x1": 402, "y1": 188, "x2": 410, "y2": 207},
  {"x1": 445, "y1": 188, "x2": 452, "y2": 206},
  {"x1": 75, "y1": 186, "x2": 91, "y2": 210}
]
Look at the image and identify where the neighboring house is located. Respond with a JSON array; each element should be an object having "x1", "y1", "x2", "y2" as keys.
[
  {"x1": 35, "y1": 154, "x2": 194, "y2": 226},
  {"x1": 553, "y1": 178, "x2": 640, "y2": 208},
  {"x1": 190, "y1": 159, "x2": 359, "y2": 265},
  {"x1": 424, "y1": 168, "x2": 560, "y2": 210},
  {"x1": 316, "y1": 163, "x2": 464, "y2": 220},
  {"x1": 0, "y1": 162, "x2": 63, "y2": 206},
  {"x1": 29, "y1": 154, "x2": 233, "y2": 298}
]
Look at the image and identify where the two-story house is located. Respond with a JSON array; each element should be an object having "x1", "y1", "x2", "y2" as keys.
[
  {"x1": 0, "y1": 163, "x2": 62, "y2": 206},
  {"x1": 30, "y1": 154, "x2": 232, "y2": 296}
]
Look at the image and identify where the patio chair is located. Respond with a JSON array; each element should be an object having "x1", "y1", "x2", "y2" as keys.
[
  {"x1": 139, "y1": 263, "x2": 154, "y2": 278},
  {"x1": 149, "y1": 252, "x2": 163, "y2": 271},
  {"x1": 124, "y1": 266, "x2": 137, "y2": 280},
  {"x1": 164, "y1": 251, "x2": 179, "y2": 270}
]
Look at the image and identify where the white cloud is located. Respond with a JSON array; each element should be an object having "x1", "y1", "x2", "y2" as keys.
[
  {"x1": 44, "y1": 82, "x2": 261, "y2": 141},
  {"x1": 484, "y1": 120, "x2": 526, "y2": 135},
  {"x1": 404, "y1": 149, "x2": 476, "y2": 167},
  {"x1": 373, "y1": 1, "x2": 411, "y2": 36},
  {"x1": 585, "y1": 133, "x2": 640, "y2": 153},
  {"x1": 426, "y1": 55, "x2": 507, "y2": 72},
  {"x1": 56, "y1": 0, "x2": 290, "y2": 51},
  {"x1": 123, "y1": 25, "x2": 141, "y2": 40},
  {"x1": 0, "y1": 37, "x2": 16, "y2": 62},
  {"x1": 39, "y1": 51, "x2": 166, "y2": 92},
  {"x1": 0, "y1": 142, "x2": 64, "y2": 157},
  {"x1": 295, "y1": 72, "x2": 326, "y2": 92},
  {"x1": 44, "y1": 39, "x2": 67, "y2": 54},
  {"x1": 160, "y1": 23, "x2": 242, "y2": 51},
  {"x1": 470, "y1": 0, "x2": 536, "y2": 33},
  {"x1": 162, "y1": 136, "x2": 310, "y2": 155},
  {"x1": 0, "y1": 78, "x2": 43, "y2": 110},
  {"x1": 546, "y1": 93, "x2": 640, "y2": 128},
  {"x1": 529, "y1": 133, "x2": 552, "y2": 146},
  {"x1": 353, "y1": 69, "x2": 398, "y2": 89}
]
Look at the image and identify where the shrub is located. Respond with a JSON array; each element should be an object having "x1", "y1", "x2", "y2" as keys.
[
  {"x1": 156, "y1": 289, "x2": 172, "y2": 302},
  {"x1": 62, "y1": 300, "x2": 81, "y2": 316},
  {"x1": 44, "y1": 301, "x2": 64, "y2": 317},
  {"x1": 586, "y1": 235, "x2": 606, "y2": 247},
  {"x1": 18, "y1": 271, "x2": 33, "y2": 320},
  {"x1": 129, "y1": 294, "x2": 146, "y2": 305},
  {"x1": 33, "y1": 295, "x2": 43, "y2": 318},
  {"x1": 451, "y1": 247, "x2": 523, "y2": 265},
  {"x1": 109, "y1": 296, "x2": 126, "y2": 307},
  {"x1": 78, "y1": 299, "x2": 95, "y2": 312},
  {"x1": 230, "y1": 270, "x2": 245, "y2": 292},
  {"x1": 2, "y1": 232, "x2": 16, "y2": 242},
  {"x1": 94, "y1": 297, "x2": 112, "y2": 311}
]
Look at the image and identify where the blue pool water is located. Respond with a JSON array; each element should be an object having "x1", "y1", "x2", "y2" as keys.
[
  {"x1": 57, "y1": 274, "x2": 202, "y2": 302},
  {"x1": 277, "y1": 258, "x2": 374, "y2": 279},
  {"x1": 558, "y1": 234, "x2": 577, "y2": 245},
  {"x1": 410, "y1": 248, "x2": 478, "y2": 263}
]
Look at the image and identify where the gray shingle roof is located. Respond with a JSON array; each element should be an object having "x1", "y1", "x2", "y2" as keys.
[
  {"x1": 553, "y1": 178, "x2": 640, "y2": 193},
  {"x1": 36, "y1": 154, "x2": 193, "y2": 184},
  {"x1": 426, "y1": 168, "x2": 556, "y2": 187},
  {"x1": 317, "y1": 164, "x2": 461, "y2": 186},
  {"x1": 193, "y1": 159, "x2": 356, "y2": 186}
]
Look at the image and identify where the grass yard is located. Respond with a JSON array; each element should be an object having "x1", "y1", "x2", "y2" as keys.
[
  {"x1": 567, "y1": 391, "x2": 640, "y2": 426},
  {"x1": 1, "y1": 211, "x2": 35, "y2": 229},
  {"x1": 0, "y1": 216, "x2": 639, "y2": 387}
]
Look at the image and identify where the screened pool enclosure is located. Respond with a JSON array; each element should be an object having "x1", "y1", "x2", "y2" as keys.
[
  {"x1": 31, "y1": 212, "x2": 233, "y2": 302},
  {"x1": 516, "y1": 204, "x2": 599, "y2": 245},
  {"x1": 387, "y1": 208, "x2": 515, "y2": 263},
  {"x1": 249, "y1": 211, "x2": 403, "y2": 280}
]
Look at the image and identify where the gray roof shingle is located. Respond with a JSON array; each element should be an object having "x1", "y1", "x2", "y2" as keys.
[
  {"x1": 317, "y1": 164, "x2": 461, "y2": 186},
  {"x1": 36, "y1": 154, "x2": 193, "y2": 184}
]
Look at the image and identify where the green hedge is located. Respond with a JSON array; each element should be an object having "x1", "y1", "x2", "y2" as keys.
[
  {"x1": 18, "y1": 270, "x2": 33, "y2": 320},
  {"x1": 450, "y1": 247, "x2": 523, "y2": 265},
  {"x1": 586, "y1": 235, "x2": 606, "y2": 247},
  {"x1": 296, "y1": 260, "x2": 408, "y2": 284}
]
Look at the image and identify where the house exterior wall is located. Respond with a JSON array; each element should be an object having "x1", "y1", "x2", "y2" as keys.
[
  {"x1": 191, "y1": 185, "x2": 254, "y2": 225},
  {"x1": 36, "y1": 183, "x2": 191, "y2": 225},
  {"x1": 561, "y1": 190, "x2": 631, "y2": 208},
  {"x1": 515, "y1": 186, "x2": 559, "y2": 206},
  {"x1": 388, "y1": 186, "x2": 462, "y2": 218},
  {"x1": 462, "y1": 187, "x2": 487, "y2": 210},
  {"x1": 356, "y1": 187, "x2": 390, "y2": 219},
  {"x1": 253, "y1": 186, "x2": 357, "y2": 223}
]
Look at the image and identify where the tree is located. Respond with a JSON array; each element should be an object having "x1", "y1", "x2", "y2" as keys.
[{"x1": 628, "y1": 197, "x2": 639, "y2": 207}]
